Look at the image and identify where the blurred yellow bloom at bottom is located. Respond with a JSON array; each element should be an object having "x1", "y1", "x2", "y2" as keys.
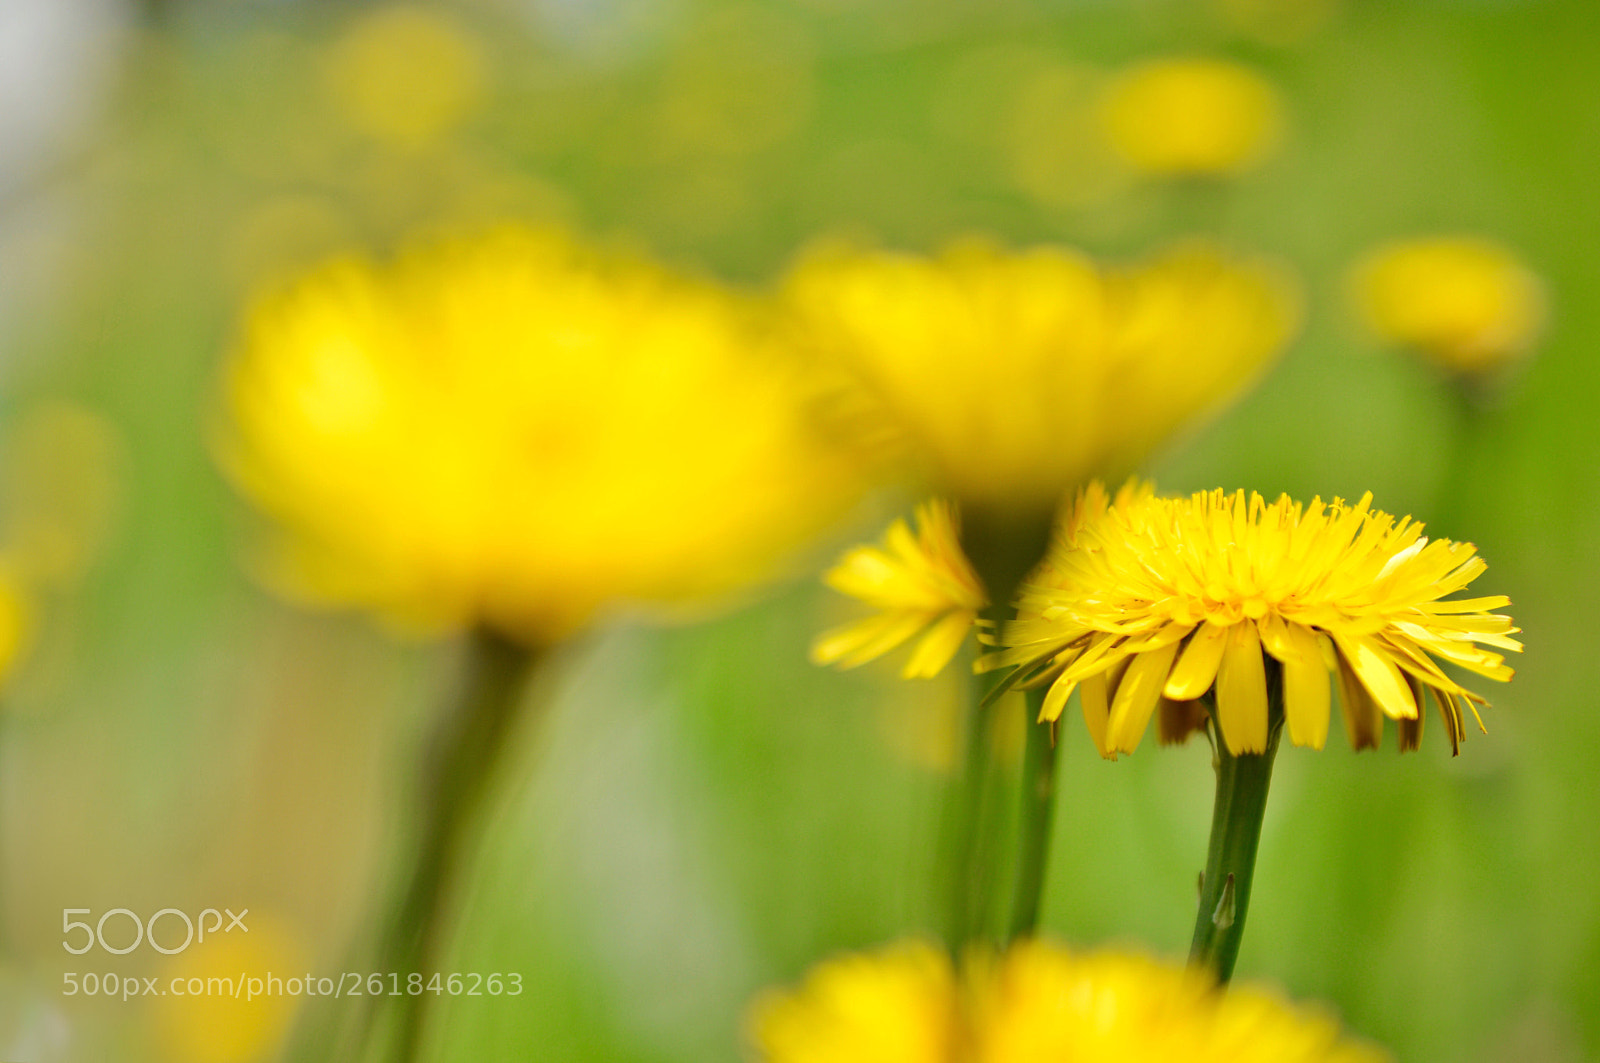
[
  {"x1": 750, "y1": 940, "x2": 1387, "y2": 1063},
  {"x1": 149, "y1": 915, "x2": 308, "y2": 1063}
]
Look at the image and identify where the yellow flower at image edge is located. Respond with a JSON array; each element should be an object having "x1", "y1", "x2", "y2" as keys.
[
  {"x1": 0, "y1": 564, "x2": 27, "y2": 683},
  {"x1": 750, "y1": 939, "x2": 1387, "y2": 1063},
  {"x1": 985, "y1": 483, "x2": 1520, "y2": 757},
  {"x1": 811, "y1": 500, "x2": 987, "y2": 678},
  {"x1": 784, "y1": 239, "x2": 1298, "y2": 510},
  {"x1": 1351, "y1": 236, "x2": 1546, "y2": 374},
  {"x1": 222, "y1": 227, "x2": 854, "y2": 644}
]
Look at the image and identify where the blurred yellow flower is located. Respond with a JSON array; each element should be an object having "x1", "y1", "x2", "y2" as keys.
[
  {"x1": 811, "y1": 500, "x2": 987, "y2": 678},
  {"x1": 784, "y1": 240, "x2": 1297, "y2": 511},
  {"x1": 0, "y1": 563, "x2": 27, "y2": 684},
  {"x1": 750, "y1": 939, "x2": 1388, "y2": 1063},
  {"x1": 984, "y1": 482, "x2": 1519, "y2": 757},
  {"x1": 1350, "y1": 236, "x2": 1547, "y2": 374},
  {"x1": 221, "y1": 227, "x2": 854, "y2": 644},
  {"x1": 1099, "y1": 57, "x2": 1285, "y2": 177},
  {"x1": 323, "y1": 4, "x2": 488, "y2": 150},
  {"x1": 150, "y1": 914, "x2": 307, "y2": 1063}
]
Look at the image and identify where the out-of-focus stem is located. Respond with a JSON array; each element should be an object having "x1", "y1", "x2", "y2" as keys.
[
  {"x1": 379, "y1": 627, "x2": 538, "y2": 1063},
  {"x1": 942, "y1": 504, "x2": 1053, "y2": 952},
  {"x1": 1007, "y1": 687, "x2": 1058, "y2": 941}
]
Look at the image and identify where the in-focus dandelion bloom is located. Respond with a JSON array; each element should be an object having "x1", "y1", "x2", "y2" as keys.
[
  {"x1": 750, "y1": 939, "x2": 1388, "y2": 1063},
  {"x1": 1351, "y1": 236, "x2": 1546, "y2": 374},
  {"x1": 1098, "y1": 57, "x2": 1285, "y2": 177},
  {"x1": 984, "y1": 483, "x2": 1520, "y2": 757},
  {"x1": 811, "y1": 500, "x2": 987, "y2": 678},
  {"x1": 221, "y1": 227, "x2": 854, "y2": 644},
  {"x1": 784, "y1": 240, "x2": 1298, "y2": 510}
]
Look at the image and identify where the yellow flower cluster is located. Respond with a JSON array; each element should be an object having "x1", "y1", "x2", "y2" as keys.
[
  {"x1": 784, "y1": 240, "x2": 1299, "y2": 510},
  {"x1": 750, "y1": 939, "x2": 1387, "y2": 1063},
  {"x1": 987, "y1": 482, "x2": 1519, "y2": 757},
  {"x1": 221, "y1": 226, "x2": 855, "y2": 644}
]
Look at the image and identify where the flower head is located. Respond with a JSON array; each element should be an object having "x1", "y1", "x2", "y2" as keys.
[
  {"x1": 785, "y1": 240, "x2": 1297, "y2": 510},
  {"x1": 1350, "y1": 236, "x2": 1546, "y2": 375},
  {"x1": 750, "y1": 939, "x2": 1387, "y2": 1063},
  {"x1": 985, "y1": 483, "x2": 1520, "y2": 757},
  {"x1": 1098, "y1": 57, "x2": 1285, "y2": 177},
  {"x1": 811, "y1": 500, "x2": 987, "y2": 678},
  {"x1": 221, "y1": 226, "x2": 854, "y2": 644}
]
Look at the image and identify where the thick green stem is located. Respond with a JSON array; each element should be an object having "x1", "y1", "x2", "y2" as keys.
[
  {"x1": 379, "y1": 628, "x2": 538, "y2": 1063},
  {"x1": 942, "y1": 504, "x2": 1053, "y2": 952},
  {"x1": 1188, "y1": 717, "x2": 1282, "y2": 984},
  {"x1": 942, "y1": 669, "x2": 1000, "y2": 951},
  {"x1": 1007, "y1": 687, "x2": 1058, "y2": 941}
]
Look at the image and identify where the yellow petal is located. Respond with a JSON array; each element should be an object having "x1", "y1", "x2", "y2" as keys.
[
  {"x1": 1040, "y1": 673, "x2": 1078, "y2": 723},
  {"x1": 811, "y1": 611, "x2": 932, "y2": 669},
  {"x1": 1215, "y1": 621, "x2": 1269, "y2": 754},
  {"x1": 902, "y1": 610, "x2": 975, "y2": 678},
  {"x1": 1080, "y1": 672, "x2": 1113, "y2": 758},
  {"x1": 1256, "y1": 611, "x2": 1296, "y2": 661},
  {"x1": 1281, "y1": 624, "x2": 1330, "y2": 750},
  {"x1": 1164, "y1": 619, "x2": 1231, "y2": 700},
  {"x1": 1335, "y1": 652, "x2": 1383, "y2": 751},
  {"x1": 1332, "y1": 633, "x2": 1418, "y2": 719},
  {"x1": 1397, "y1": 676, "x2": 1424, "y2": 753},
  {"x1": 1106, "y1": 640, "x2": 1181, "y2": 755},
  {"x1": 1429, "y1": 686, "x2": 1464, "y2": 755},
  {"x1": 1420, "y1": 595, "x2": 1510, "y2": 613}
]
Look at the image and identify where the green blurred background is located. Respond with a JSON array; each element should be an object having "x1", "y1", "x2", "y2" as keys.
[{"x1": 2, "y1": 0, "x2": 1598, "y2": 1059}]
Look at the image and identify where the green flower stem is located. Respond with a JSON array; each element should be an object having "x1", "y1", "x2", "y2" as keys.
[
  {"x1": 1007, "y1": 687, "x2": 1058, "y2": 941},
  {"x1": 378, "y1": 627, "x2": 539, "y2": 1063},
  {"x1": 1188, "y1": 712, "x2": 1283, "y2": 984},
  {"x1": 943, "y1": 504, "x2": 1054, "y2": 952},
  {"x1": 943, "y1": 675, "x2": 1000, "y2": 951}
]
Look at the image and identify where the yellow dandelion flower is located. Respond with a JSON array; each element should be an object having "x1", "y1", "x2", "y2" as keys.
[
  {"x1": 984, "y1": 482, "x2": 1520, "y2": 757},
  {"x1": 220, "y1": 226, "x2": 855, "y2": 645},
  {"x1": 784, "y1": 239, "x2": 1297, "y2": 511},
  {"x1": 1350, "y1": 236, "x2": 1547, "y2": 374},
  {"x1": 1098, "y1": 57, "x2": 1285, "y2": 177},
  {"x1": 811, "y1": 500, "x2": 987, "y2": 678},
  {"x1": 749, "y1": 939, "x2": 1388, "y2": 1063}
]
